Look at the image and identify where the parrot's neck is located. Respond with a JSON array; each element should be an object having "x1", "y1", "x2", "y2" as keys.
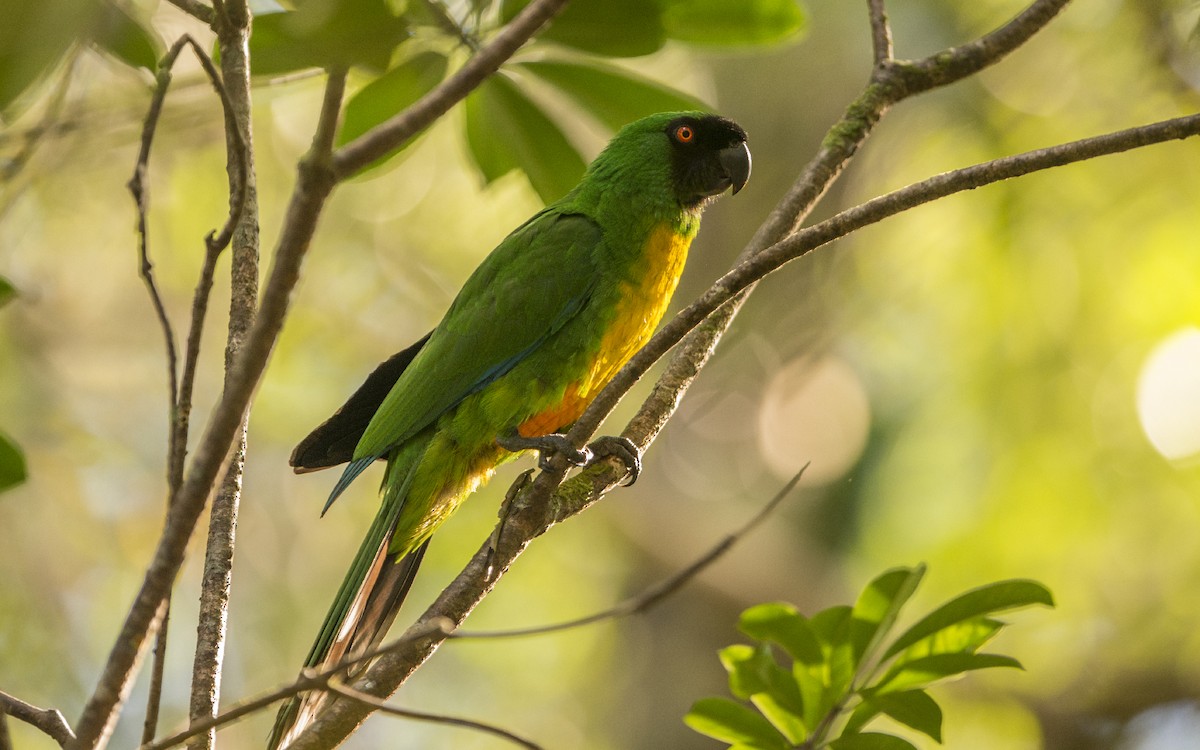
[{"x1": 563, "y1": 168, "x2": 702, "y2": 254}]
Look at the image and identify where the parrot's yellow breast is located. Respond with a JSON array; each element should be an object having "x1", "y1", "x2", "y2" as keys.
[{"x1": 519, "y1": 223, "x2": 693, "y2": 437}]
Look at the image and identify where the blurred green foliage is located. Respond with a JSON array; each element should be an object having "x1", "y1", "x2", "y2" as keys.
[
  {"x1": 0, "y1": 0, "x2": 161, "y2": 116},
  {"x1": 3, "y1": 1, "x2": 1200, "y2": 749},
  {"x1": 236, "y1": 0, "x2": 806, "y2": 197}
]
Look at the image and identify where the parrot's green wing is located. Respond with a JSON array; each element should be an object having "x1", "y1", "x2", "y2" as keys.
[{"x1": 327, "y1": 209, "x2": 603, "y2": 504}]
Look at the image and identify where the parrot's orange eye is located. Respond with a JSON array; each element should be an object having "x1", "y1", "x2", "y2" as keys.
[{"x1": 674, "y1": 125, "x2": 694, "y2": 143}]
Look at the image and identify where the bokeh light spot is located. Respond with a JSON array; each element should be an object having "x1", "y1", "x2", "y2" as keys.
[
  {"x1": 1136, "y1": 327, "x2": 1200, "y2": 461},
  {"x1": 757, "y1": 355, "x2": 871, "y2": 484}
]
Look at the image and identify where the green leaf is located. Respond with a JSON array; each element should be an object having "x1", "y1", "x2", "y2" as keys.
[
  {"x1": 684, "y1": 698, "x2": 789, "y2": 749},
  {"x1": 517, "y1": 59, "x2": 704, "y2": 133},
  {"x1": 884, "y1": 580, "x2": 1053, "y2": 660},
  {"x1": 850, "y1": 565, "x2": 925, "y2": 666},
  {"x1": 337, "y1": 50, "x2": 447, "y2": 172},
  {"x1": 875, "y1": 652, "x2": 1022, "y2": 695},
  {"x1": 0, "y1": 433, "x2": 27, "y2": 493},
  {"x1": 877, "y1": 690, "x2": 943, "y2": 742},
  {"x1": 846, "y1": 690, "x2": 943, "y2": 742},
  {"x1": 0, "y1": 0, "x2": 88, "y2": 115},
  {"x1": 811, "y1": 605, "x2": 853, "y2": 648},
  {"x1": 721, "y1": 644, "x2": 770, "y2": 699},
  {"x1": 88, "y1": 0, "x2": 162, "y2": 73},
  {"x1": 752, "y1": 691, "x2": 808, "y2": 745},
  {"x1": 809, "y1": 605, "x2": 855, "y2": 718},
  {"x1": 244, "y1": 12, "x2": 322, "y2": 76},
  {"x1": 246, "y1": 0, "x2": 408, "y2": 76},
  {"x1": 464, "y1": 74, "x2": 585, "y2": 204},
  {"x1": 661, "y1": 0, "x2": 807, "y2": 47},
  {"x1": 792, "y1": 660, "x2": 826, "y2": 732},
  {"x1": 501, "y1": 0, "x2": 665, "y2": 57},
  {"x1": 830, "y1": 732, "x2": 919, "y2": 750},
  {"x1": 719, "y1": 643, "x2": 809, "y2": 742},
  {"x1": 738, "y1": 602, "x2": 823, "y2": 666},
  {"x1": 898, "y1": 617, "x2": 1005, "y2": 662},
  {"x1": 0, "y1": 277, "x2": 15, "y2": 308}
]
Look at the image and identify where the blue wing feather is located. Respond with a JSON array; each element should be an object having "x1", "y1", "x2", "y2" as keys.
[{"x1": 322, "y1": 456, "x2": 376, "y2": 515}]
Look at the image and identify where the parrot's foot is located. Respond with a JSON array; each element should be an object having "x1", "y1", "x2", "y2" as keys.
[
  {"x1": 497, "y1": 432, "x2": 591, "y2": 471},
  {"x1": 587, "y1": 435, "x2": 642, "y2": 486}
]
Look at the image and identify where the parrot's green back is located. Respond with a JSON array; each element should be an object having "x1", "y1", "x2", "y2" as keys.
[{"x1": 270, "y1": 111, "x2": 749, "y2": 748}]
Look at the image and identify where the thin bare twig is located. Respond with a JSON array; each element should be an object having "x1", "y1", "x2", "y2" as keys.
[
  {"x1": 165, "y1": 0, "x2": 216, "y2": 25},
  {"x1": 0, "y1": 690, "x2": 75, "y2": 747},
  {"x1": 141, "y1": 619, "x2": 453, "y2": 750},
  {"x1": 127, "y1": 32, "x2": 246, "y2": 747},
  {"x1": 128, "y1": 33, "x2": 248, "y2": 494},
  {"x1": 456, "y1": 466, "x2": 807, "y2": 640},
  {"x1": 747, "y1": 0, "x2": 1070, "y2": 262},
  {"x1": 867, "y1": 0, "x2": 893, "y2": 66},
  {"x1": 188, "y1": 1, "x2": 259, "y2": 746},
  {"x1": 139, "y1": 600, "x2": 171, "y2": 746},
  {"x1": 76, "y1": 33, "x2": 249, "y2": 750},
  {"x1": 325, "y1": 679, "x2": 542, "y2": 750}
]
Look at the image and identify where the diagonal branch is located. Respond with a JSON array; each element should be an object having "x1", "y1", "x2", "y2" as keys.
[
  {"x1": 330, "y1": 0, "x2": 569, "y2": 177},
  {"x1": 324, "y1": 679, "x2": 542, "y2": 750},
  {"x1": 139, "y1": 620, "x2": 452, "y2": 750},
  {"x1": 454, "y1": 466, "x2": 807, "y2": 640}
]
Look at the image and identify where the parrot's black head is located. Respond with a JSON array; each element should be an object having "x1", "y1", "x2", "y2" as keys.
[{"x1": 664, "y1": 113, "x2": 751, "y2": 208}]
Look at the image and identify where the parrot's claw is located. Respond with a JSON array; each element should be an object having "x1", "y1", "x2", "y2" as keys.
[
  {"x1": 587, "y1": 435, "x2": 642, "y2": 486},
  {"x1": 497, "y1": 432, "x2": 591, "y2": 471}
]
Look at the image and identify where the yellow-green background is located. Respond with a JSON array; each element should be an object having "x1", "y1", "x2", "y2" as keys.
[{"x1": 3, "y1": 1, "x2": 1200, "y2": 747}]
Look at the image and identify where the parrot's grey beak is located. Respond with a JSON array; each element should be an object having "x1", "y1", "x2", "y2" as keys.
[{"x1": 719, "y1": 141, "x2": 752, "y2": 195}]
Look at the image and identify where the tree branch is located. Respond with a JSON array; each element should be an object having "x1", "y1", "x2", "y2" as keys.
[
  {"x1": 165, "y1": 0, "x2": 216, "y2": 25},
  {"x1": 0, "y1": 690, "x2": 75, "y2": 747},
  {"x1": 123, "y1": 32, "x2": 250, "y2": 748},
  {"x1": 867, "y1": 0, "x2": 893, "y2": 67},
  {"x1": 330, "y1": 0, "x2": 569, "y2": 177},
  {"x1": 140, "y1": 620, "x2": 452, "y2": 750},
  {"x1": 324, "y1": 679, "x2": 542, "y2": 750},
  {"x1": 188, "y1": 1, "x2": 259, "y2": 747},
  {"x1": 455, "y1": 466, "x2": 807, "y2": 640}
]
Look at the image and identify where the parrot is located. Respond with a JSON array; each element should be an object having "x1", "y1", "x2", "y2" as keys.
[{"x1": 269, "y1": 111, "x2": 750, "y2": 748}]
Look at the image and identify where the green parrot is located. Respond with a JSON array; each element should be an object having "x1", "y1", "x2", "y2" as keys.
[{"x1": 270, "y1": 111, "x2": 750, "y2": 747}]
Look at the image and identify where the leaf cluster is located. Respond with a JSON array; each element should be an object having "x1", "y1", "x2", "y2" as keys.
[
  {"x1": 1, "y1": 0, "x2": 160, "y2": 118},
  {"x1": 245, "y1": 0, "x2": 805, "y2": 193},
  {"x1": 685, "y1": 566, "x2": 1054, "y2": 749}
]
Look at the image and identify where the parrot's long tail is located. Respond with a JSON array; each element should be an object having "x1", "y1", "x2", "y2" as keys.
[{"x1": 268, "y1": 451, "x2": 430, "y2": 749}]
